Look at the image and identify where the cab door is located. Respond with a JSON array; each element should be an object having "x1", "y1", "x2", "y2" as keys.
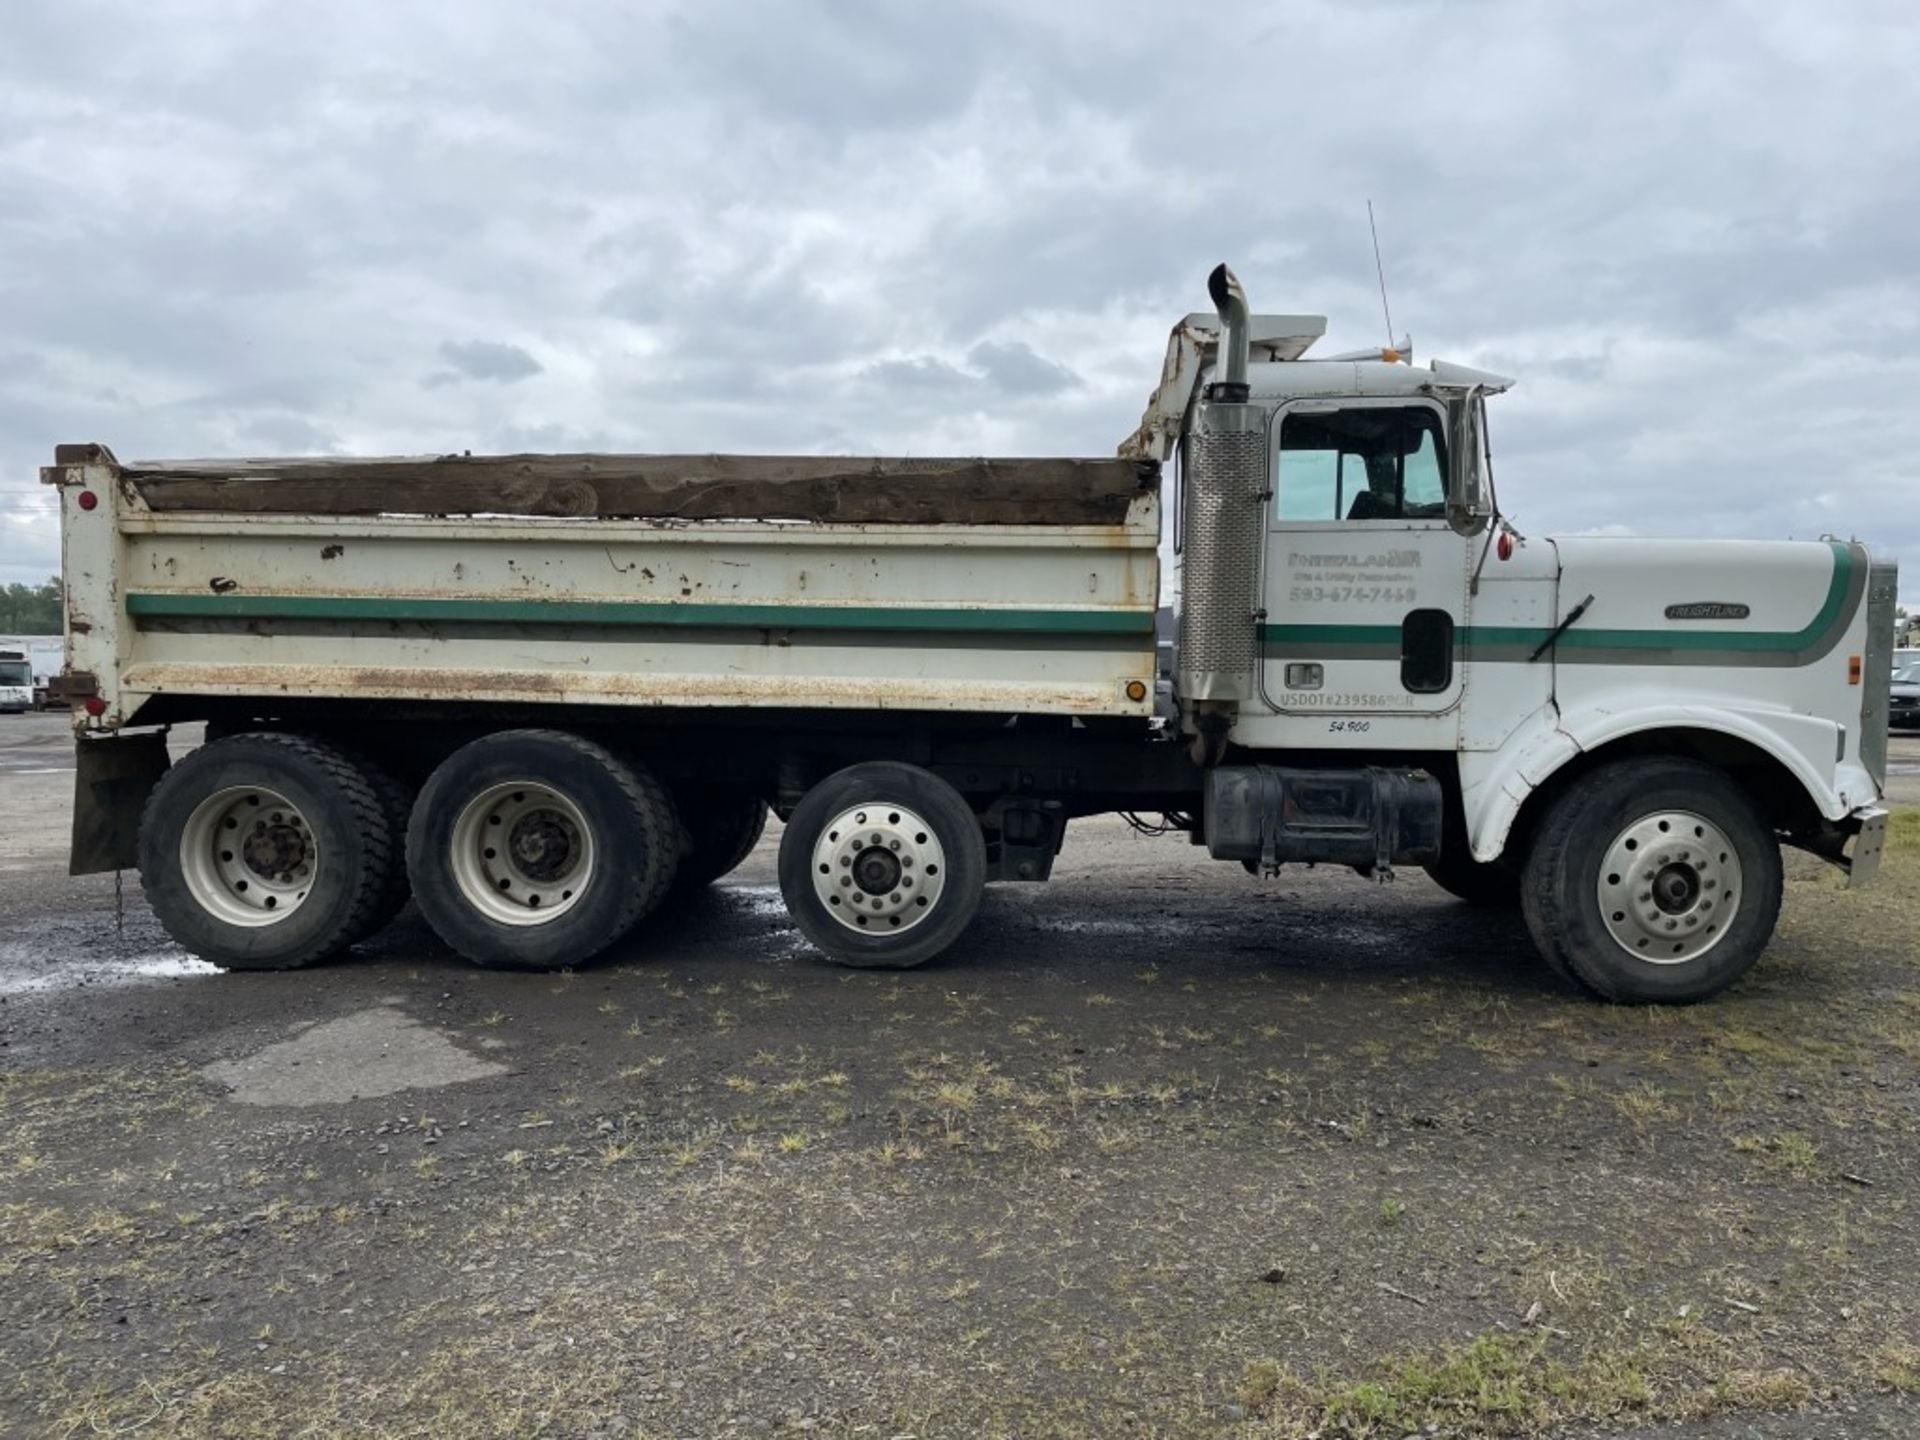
[{"x1": 1256, "y1": 397, "x2": 1471, "y2": 744}]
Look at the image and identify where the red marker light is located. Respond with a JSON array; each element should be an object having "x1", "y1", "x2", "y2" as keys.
[
  {"x1": 83, "y1": 697, "x2": 108, "y2": 716},
  {"x1": 77, "y1": 490, "x2": 98, "y2": 511},
  {"x1": 1496, "y1": 532, "x2": 1514, "y2": 561}
]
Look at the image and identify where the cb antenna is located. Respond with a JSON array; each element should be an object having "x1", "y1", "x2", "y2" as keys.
[{"x1": 1367, "y1": 199, "x2": 1396, "y2": 349}]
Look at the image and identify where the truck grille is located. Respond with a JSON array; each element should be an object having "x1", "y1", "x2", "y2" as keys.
[{"x1": 1861, "y1": 549, "x2": 1897, "y2": 788}]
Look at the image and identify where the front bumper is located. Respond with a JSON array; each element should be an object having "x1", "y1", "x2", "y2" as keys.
[{"x1": 1845, "y1": 805, "x2": 1889, "y2": 889}]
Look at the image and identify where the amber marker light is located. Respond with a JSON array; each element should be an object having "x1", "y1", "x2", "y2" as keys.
[
  {"x1": 1125, "y1": 680, "x2": 1148, "y2": 702},
  {"x1": 1848, "y1": 655, "x2": 1862, "y2": 685}
]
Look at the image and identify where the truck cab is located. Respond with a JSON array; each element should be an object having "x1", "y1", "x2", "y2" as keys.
[{"x1": 1127, "y1": 265, "x2": 1893, "y2": 998}]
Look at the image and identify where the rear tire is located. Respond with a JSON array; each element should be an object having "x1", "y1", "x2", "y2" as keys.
[
  {"x1": 1520, "y1": 757, "x2": 1782, "y2": 1003},
  {"x1": 778, "y1": 762, "x2": 985, "y2": 969},
  {"x1": 336, "y1": 747, "x2": 415, "y2": 931},
  {"x1": 407, "y1": 730, "x2": 680, "y2": 971},
  {"x1": 137, "y1": 732, "x2": 395, "y2": 970}
]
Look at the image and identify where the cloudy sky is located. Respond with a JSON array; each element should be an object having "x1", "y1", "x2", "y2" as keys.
[{"x1": 2, "y1": 0, "x2": 1916, "y2": 601}]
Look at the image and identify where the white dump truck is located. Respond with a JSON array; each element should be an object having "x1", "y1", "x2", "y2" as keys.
[{"x1": 45, "y1": 265, "x2": 1893, "y2": 1001}]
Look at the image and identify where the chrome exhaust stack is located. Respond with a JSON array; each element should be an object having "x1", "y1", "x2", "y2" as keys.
[
  {"x1": 1176, "y1": 264, "x2": 1268, "y2": 765},
  {"x1": 1206, "y1": 262, "x2": 1250, "y2": 394}
]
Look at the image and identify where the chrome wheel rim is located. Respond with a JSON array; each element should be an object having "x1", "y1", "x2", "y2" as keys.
[
  {"x1": 450, "y1": 781, "x2": 594, "y2": 926},
  {"x1": 810, "y1": 802, "x2": 946, "y2": 935},
  {"x1": 1596, "y1": 809, "x2": 1742, "y2": 964},
  {"x1": 179, "y1": 785, "x2": 318, "y2": 928}
]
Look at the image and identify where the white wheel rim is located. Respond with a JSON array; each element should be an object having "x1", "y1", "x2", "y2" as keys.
[
  {"x1": 810, "y1": 802, "x2": 947, "y2": 936},
  {"x1": 1596, "y1": 809, "x2": 1743, "y2": 964},
  {"x1": 450, "y1": 781, "x2": 595, "y2": 926},
  {"x1": 179, "y1": 785, "x2": 319, "y2": 928}
]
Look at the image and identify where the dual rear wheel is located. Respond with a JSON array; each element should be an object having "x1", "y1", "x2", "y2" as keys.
[
  {"x1": 405, "y1": 731, "x2": 680, "y2": 970},
  {"x1": 141, "y1": 729, "x2": 768, "y2": 972}
]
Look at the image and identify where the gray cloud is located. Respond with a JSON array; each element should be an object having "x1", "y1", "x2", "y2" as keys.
[
  {"x1": 0, "y1": 0, "x2": 1917, "y2": 602},
  {"x1": 427, "y1": 340, "x2": 544, "y2": 388},
  {"x1": 967, "y1": 341, "x2": 1078, "y2": 396}
]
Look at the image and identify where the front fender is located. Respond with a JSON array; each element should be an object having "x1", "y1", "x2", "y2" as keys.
[{"x1": 1460, "y1": 698, "x2": 1855, "y2": 863}]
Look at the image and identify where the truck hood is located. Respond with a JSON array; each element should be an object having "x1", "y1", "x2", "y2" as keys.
[{"x1": 1543, "y1": 536, "x2": 1861, "y2": 667}]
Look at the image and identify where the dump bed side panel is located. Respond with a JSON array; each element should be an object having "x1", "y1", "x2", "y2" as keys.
[{"x1": 48, "y1": 450, "x2": 1160, "y2": 724}]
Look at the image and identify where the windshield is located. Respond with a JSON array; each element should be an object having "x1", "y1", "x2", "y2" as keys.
[
  {"x1": 0, "y1": 661, "x2": 30, "y2": 686},
  {"x1": 1895, "y1": 663, "x2": 1920, "y2": 684}
]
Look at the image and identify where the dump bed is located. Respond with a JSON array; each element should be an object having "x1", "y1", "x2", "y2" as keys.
[{"x1": 46, "y1": 446, "x2": 1161, "y2": 726}]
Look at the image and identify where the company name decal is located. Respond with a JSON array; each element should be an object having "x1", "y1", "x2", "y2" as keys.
[
  {"x1": 1288, "y1": 549, "x2": 1422, "y2": 571},
  {"x1": 1663, "y1": 602, "x2": 1751, "y2": 621}
]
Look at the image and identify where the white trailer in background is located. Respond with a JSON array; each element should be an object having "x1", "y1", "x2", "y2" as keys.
[{"x1": 45, "y1": 265, "x2": 1893, "y2": 1002}]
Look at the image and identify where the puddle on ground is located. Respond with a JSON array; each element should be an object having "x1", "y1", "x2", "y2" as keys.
[
  {"x1": 200, "y1": 1004, "x2": 509, "y2": 1106},
  {"x1": 0, "y1": 942, "x2": 221, "y2": 996},
  {"x1": 722, "y1": 884, "x2": 791, "y2": 919}
]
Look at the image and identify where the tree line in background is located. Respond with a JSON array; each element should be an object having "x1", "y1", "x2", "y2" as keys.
[{"x1": 0, "y1": 579, "x2": 61, "y2": 633}]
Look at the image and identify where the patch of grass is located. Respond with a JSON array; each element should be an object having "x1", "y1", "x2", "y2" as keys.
[
  {"x1": 1377, "y1": 1197, "x2": 1405, "y2": 1227},
  {"x1": 1712, "y1": 1368, "x2": 1812, "y2": 1409},
  {"x1": 0, "y1": 1203, "x2": 139, "y2": 1275},
  {"x1": 1240, "y1": 1330, "x2": 1653, "y2": 1437},
  {"x1": 1729, "y1": 1131, "x2": 1821, "y2": 1179},
  {"x1": 598, "y1": 1139, "x2": 636, "y2": 1167},
  {"x1": 1611, "y1": 1082, "x2": 1679, "y2": 1129},
  {"x1": 1872, "y1": 1343, "x2": 1920, "y2": 1394}
]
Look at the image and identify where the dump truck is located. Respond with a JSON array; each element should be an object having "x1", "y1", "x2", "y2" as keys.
[{"x1": 45, "y1": 265, "x2": 1893, "y2": 1002}]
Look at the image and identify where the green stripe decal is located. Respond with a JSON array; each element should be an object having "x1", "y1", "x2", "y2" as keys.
[
  {"x1": 126, "y1": 592, "x2": 1154, "y2": 636},
  {"x1": 1259, "y1": 541, "x2": 1861, "y2": 667}
]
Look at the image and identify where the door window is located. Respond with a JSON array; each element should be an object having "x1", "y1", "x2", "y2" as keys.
[{"x1": 1275, "y1": 406, "x2": 1448, "y2": 522}]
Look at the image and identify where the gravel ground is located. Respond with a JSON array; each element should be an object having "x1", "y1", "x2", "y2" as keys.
[{"x1": 2, "y1": 711, "x2": 1917, "y2": 1438}]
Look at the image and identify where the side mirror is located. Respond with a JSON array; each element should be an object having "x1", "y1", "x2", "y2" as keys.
[{"x1": 1447, "y1": 394, "x2": 1492, "y2": 537}]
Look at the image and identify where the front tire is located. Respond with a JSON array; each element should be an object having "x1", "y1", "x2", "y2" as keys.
[
  {"x1": 1520, "y1": 757, "x2": 1782, "y2": 1003},
  {"x1": 137, "y1": 733, "x2": 397, "y2": 970},
  {"x1": 671, "y1": 788, "x2": 769, "y2": 891},
  {"x1": 1423, "y1": 852, "x2": 1521, "y2": 908},
  {"x1": 407, "y1": 730, "x2": 680, "y2": 971},
  {"x1": 778, "y1": 762, "x2": 986, "y2": 969}
]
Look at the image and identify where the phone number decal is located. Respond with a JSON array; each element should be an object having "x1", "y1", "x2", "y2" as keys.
[{"x1": 1287, "y1": 585, "x2": 1419, "y2": 605}]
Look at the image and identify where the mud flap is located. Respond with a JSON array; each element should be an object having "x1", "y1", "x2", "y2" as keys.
[
  {"x1": 1845, "y1": 806, "x2": 1888, "y2": 889},
  {"x1": 70, "y1": 730, "x2": 171, "y2": 876}
]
